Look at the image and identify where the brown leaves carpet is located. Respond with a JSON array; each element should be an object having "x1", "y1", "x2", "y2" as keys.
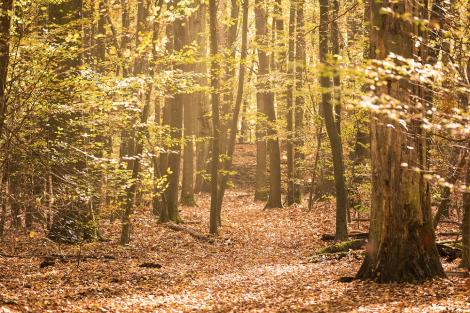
[{"x1": 0, "y1": 192, "x2": 469, "y2": 312}]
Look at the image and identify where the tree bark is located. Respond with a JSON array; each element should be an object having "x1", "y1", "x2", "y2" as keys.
[
  {"x1": 216, "y1": 0, "x2": 249, "y2": 216},
  {"x1": 285, "y1": 1, "x2": 296, "y2": 206},
  {"x1": 356, "y1": 0, "x2": 445, "y2": 282},
  {"x1": 254, "y1": 0, "x2": 267, "y2": 201},
  {"x1": 208, "y1": 0, "x2": 220, "y2": 235},
  {"x1": 294, "y1": 0, "x2": 306, "y2": 204},
  {"x1": 0, "y1": 0, "x2": 12, "y2": 140},
  {"x1": 165, "y1": 5, "x2": 185, "y2": 223},
  {"x1": 462, "y1": 154, "x2": 470, "y2": 269},
  {"x1": 120, "y1": 0, "x2": 151, "y2": 244},
  {"x1": 181, "y1": 5, "x2": 201, "y2": 206},
  {"x1": 319, "y1": 0, "x2": 348, "y2": 240},
  {"x1": 194, "y1": 5, "x2": 210, "y2": 195},
  {"x1": 331, "y1": 0, "x2": 342, "y2": 133},
  {"x1": 255, "y1": 0, "x2": 282, "y2": 208}
]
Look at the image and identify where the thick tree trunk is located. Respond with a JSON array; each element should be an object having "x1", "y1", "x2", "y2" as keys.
[
  {"x1": 208, "y1": 0, "x2": 220, "y2": 235},
  {"x1": 319, "y1": 0, "x2": 348, "y2": 240},
  {"x1": 356, "y1": 0, "x2": 445, "y2": 283}
]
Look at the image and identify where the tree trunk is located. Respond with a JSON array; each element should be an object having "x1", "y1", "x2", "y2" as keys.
[
  {"x1": 294, "y1": 0, "x2": 305, "y2": 204},
  {"x1": 165, "y1": 6, "x2": 185, "y2": 223},
  {"x1": 462, "y1": 154, "x2": 470, "y2": 269},
  {"x1": 219, "y1": 0, "x2": 240, "y2": 162},
  {"x1": 120, "y1": 0, "x2": 151, "y2": 244},
  {"x1": 285, "y1": 1, "x2": 296, "y2": 206},
  {"x1": 255, "y1": 0, "x2": 282, "y2": 208},
  {"x1": 0, "y1": 0, "x2": 13, "y2": 138},
  {"x1": 319, "y1": 0, "x2": 348, "y2": 240},
  {"x1": 331, "y1": 0, "x2": 342, "y2": 133},
  {"x1": 356, "y1": 0, "x2": 445, "y2": 283},
  {"x1": 181, "y1": 6, "x2": 200, "y2": 206},
  {"x1": 208, "y1": 0, "x2": 220, "y2": 235},
  {"x1": 157, "y1": 22, "x2": 175, "y2": 221},
  {"x1": 216, "y1": 0, "x2": 249, "y2": 217},
  {"x1": 194, "y1": 5, "x2": 210, "y2": 195},
  {"x1": 254, "y1": 0, "x2": 267, "y2": 201}
]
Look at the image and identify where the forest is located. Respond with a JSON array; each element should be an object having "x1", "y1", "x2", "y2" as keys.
[{"x1": 0, "y1": 0, "x2": 469, "y2": 311}]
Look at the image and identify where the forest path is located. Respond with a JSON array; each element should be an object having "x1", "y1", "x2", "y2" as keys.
[{"x1": 0, "y1": 145, "x2": 468, "y2": 312}]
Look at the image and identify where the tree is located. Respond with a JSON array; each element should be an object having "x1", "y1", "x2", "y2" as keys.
[
  {"x1": 254, "y1": 0, "x2": 267, "y2": 202},
  {"x1": 217, "y1": 0, "x2": 249, "y2": 217},
  {"x1": 0, "y1": 0, "x2": 13, "y2": 138},
  {"x1": 285, "y1": 0, "x2": 296, "y2": 206},
  {"x1": 193, "y1": 4, "x2": 210, "y2": 195},
  {"x1": 165, "y1": 2, "x2": 185, "y2": 223},
  {"x1": 255, "y1": 0, "x2": 282, "y2": 208},
  {"x1": 463, "y1": 155, "x2": 470, "y2": 269},
  {"x1": 208, "y1": 0, "x2": 220, "y2": 235},
  {"x1": 120, "y1": 0, "x2": 152, "y2": 245},
  {"x1": 318, "y1": 0, "x2": 348, "y2": 240},
  {"x1": 294, "y1": 0, "x2": 305, "y2": 204},
  {"x1": 331, "y1": 0, "x2": 342, "y2": 132},
  {"x1": 181, "y1": 3, "x2": 200, "y2": 207},
  {"x1": 356, "y1": 0, "x2": 445, "y2": 282}
]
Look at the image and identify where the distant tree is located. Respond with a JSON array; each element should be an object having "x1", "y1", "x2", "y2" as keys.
[
  {"x1": 255, "y1": 0, "x2": 282, "y2": 208},
  {"x1": 165, "y1": 1, "x2": 185, "y2": 223},
  {"x1": 293, "y1": 0, "x2": 305, "y2": 204},
  {"x1": 208, "y1": 0, "x2": 220, "y2": 235},
  {"x1": 285, "y1": 0, "x2": 296, "y2": 206},
  {"x1": 463, "y1": 156, "x2": 470, "y2": 269},
  {"x1": 217, "y1": 0, "x2": 250, "y2": 217},
  {"x1": 319, "y1": 0, "x2": 348, "y2": 240}
]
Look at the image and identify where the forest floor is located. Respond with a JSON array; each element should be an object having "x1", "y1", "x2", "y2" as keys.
[{"x1": 0, "y1": 144, "x2": 469, "y2": 312}]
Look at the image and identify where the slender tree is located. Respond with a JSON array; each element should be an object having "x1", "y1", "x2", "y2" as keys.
[
  {"x1": 319, "y1": 0, "x2": 348, "y2": 240},
  {"x1": 254, "y1": 0, "x2": 267, "y2": 201},
  {"x1": 293, "y1": 0, "x2": 306, "y2": 204},
  {"x1": 217, "y1": 0, "x2": 249, "y2": 216},
  {"x1": 255, "y1": 0, "x2": 282, "y2": 208},
  {"x1": 165, "y1": 1, "x2": 185, "y2": 223},
  {"x1": 0, "y1": 0, "x2": 13, "y2": 138},
  {"x1": 121, "y1": 0, "x2": 152, "y2": 244},
  {"x1": 285, "y1": 1, "x2": 296, "y2": 206},
  {"x1": 208, "y1": 0, "x2": 220, "y2": 235},
  {"x1": 331, "y1": 0, "x2": 342, "y2": 132},
  {"x1": 462, "y1": 155, "x2": 470, "y2": 269}
]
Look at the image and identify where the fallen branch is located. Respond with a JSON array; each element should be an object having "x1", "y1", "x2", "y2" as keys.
[
  {"x1": 0, "y1": 253, "x2": 117, "y2": 260},
  {"x1": 164, "y1": 222, "x2": 215, "y2": 243},
  {"x1": 321, "y1": 232, "x2": 369, "y2": 241},
  {"x1": 436, "y1": 241, "x2": 462, "y2": 262},
  {"x1": 437, "y1": 231, "x2": 461, "y2": 237},
  {"x1": 316, "y1": 239, "x2": 366, "y2": 254}
]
